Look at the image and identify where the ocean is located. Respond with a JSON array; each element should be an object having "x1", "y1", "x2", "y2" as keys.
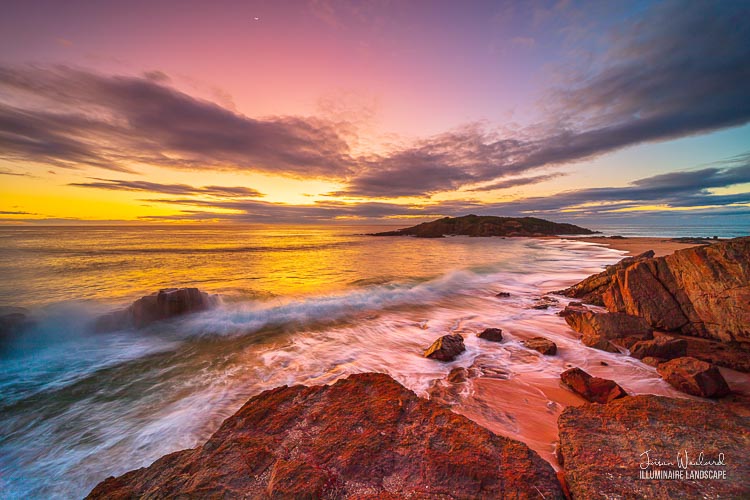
[{"x1": 0, "y1": 225, "x2": 747, "y2": 498}]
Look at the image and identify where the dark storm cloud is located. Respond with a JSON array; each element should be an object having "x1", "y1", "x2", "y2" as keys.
[
  {"x1": 69, "y1": 178, "x2": 264, "y2": 198},
  {"x1": 0, "y1": 65, "x2": 353, "y2": 176}
]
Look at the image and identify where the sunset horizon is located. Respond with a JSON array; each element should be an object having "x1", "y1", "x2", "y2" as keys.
[{"x1": 2, "y1": 0, "x2": 749, "y2": 226}]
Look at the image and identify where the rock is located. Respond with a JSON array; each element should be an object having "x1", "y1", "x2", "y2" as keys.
[
  {"x1": 427, "y1": 367, "x2": 481, "y2": 405},
  {"x1": 558, "y1": 251, "x2": 655, "y2": 306},
  {"x1": 424, "y1": 333, "x2": 466, "y2": 361},
  {"x1": 87, "y1": 373, "x2": 564, "y2": 499},
  {"x1": 496, "y1": 291, "x2": 511, "y2": 298},
  {"x1": 522, "y1": 337, "x2": 557, "y2": 355},
  {"x1": 679, "y1": 334, "x2": 750, "y2": 372},
  {"x1": 95, "y1": 288, "x2": 218, "y2": 331},
  {"x1": 560, "y1": 367, "x2": 628, "y2": 403},
  {"x1": 657, "y1": 357, "x2": 731, "y2": 398},
  {"x1": 0, "y1": 306, "x2": 32, "y2": 343},
  {"x1": 630, "y1": 336, "x2": 687, "y2": 360},
  {"x1": 563, "y1": 237, "x2": 750, "y2": 344},
  {"x1": 563, "y1": 306, "x2": 652, "y2": 353},
  {"x1": 558, "y1": 395, "x2": 750, "y2": 499},
  {"x1": 371, "y1": 214, "x2": 597, "y2": 238},
  {"x1": 558, "y1": 303, "x2": 589, "y2": 317},
  {"x1": 477, "y1": 327, "x2": 503, "y2": 342},
  {"x1": 641, "y1": 356, "x2": 666, "y2": 367}
]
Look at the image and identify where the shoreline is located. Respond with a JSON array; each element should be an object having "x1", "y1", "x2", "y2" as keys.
[{"x1": 564, "y1": 235, "x2": 708, "y2": 257}]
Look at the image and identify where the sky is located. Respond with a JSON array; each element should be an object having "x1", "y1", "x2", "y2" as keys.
[{"x1": 1, "y1": 0, "x2": 749, "y2": 225}]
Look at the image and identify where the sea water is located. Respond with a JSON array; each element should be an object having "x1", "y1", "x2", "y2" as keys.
[{"x1": 0, "y1": 225, "x2": 747, "y2": 498}]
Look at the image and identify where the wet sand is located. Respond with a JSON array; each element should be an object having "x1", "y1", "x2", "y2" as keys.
[{"x1": 569, "y1": 236, "x2": 709, "y2": 257}]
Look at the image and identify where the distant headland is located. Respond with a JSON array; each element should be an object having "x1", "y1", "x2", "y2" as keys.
[{"x1": 370, "y1": 214, "x2": 598, "y2": 238}]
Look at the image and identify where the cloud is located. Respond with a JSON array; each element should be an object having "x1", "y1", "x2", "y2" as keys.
[
  {"x1": 1, "y1": 0, "x2": 749, "y2": 201},
  {"x1": 0, "y1": 210, "x2": 33, "y2": 215},
  {"x1": 0, "y1": 65, "x2": 353, "y2": 176},
  {"x1": 0, "y1": 167, "x2": 29, "y2": 176},
  {"x1": 69, "y1": 178, "x2": 264, "y2": 198},
  {"x1": 468, "y1": 173, "x2": 563, "y2": 192},
  {"x1": 139, "y1": 157, "x2": 750, "y2": 222}
]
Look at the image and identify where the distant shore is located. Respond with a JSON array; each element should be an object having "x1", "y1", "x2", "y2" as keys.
[{"x1": 566, "y1": 236, "x2": 708, "y2": 257}]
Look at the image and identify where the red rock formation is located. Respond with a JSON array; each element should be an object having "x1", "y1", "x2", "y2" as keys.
[
  {"x1": 558, "y1": 250, "x2": 655, "y2": 306},
  {"x1": 562, "y1": 237, "x2": 750, "y2": 344},
  {"x1": 87, "y1": 373, "x2": 564, "y2": 499},
  {"x1": 657, "y1": 357, "x2": 731, "y2": 398},
  {"x1": 558, "y1": 395, "x2": 750, "y2": 498},
  {"x1": 560, "y1": 367, "x2": 628, "y2": 403}
]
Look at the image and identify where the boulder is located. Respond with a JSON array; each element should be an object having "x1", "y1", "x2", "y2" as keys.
[
  {"x1": 496, "y1": 291, "x2": 511, "y2": 298},
  {"x1": 87, "y1": 373, "x2": 564, "y2": 499},
  {"x1": 563, "y1": 306, "x2": 652, "y2": 353},
  {"x1": 629, "y1": 336, "x2": 687, "y2": 360},
  {"x1": 522, "y1": 337, "x2": 557, "y2": 355},
  {"x1": 657, "y1": 357, "x2": 731, "y2": 398},
  {"x1": 558, "y1": 395, "x2": 750, "y2": 499},
  {"x1": 424, "y1": 333, "x2": 466, "y2": 361},
  {"x1": 477, "y1": 327, "x2": 503, "y2": 342},
  {"x1": 560, "y1": 367, "x2": 627, "y2": 403},
  {"x1": 95, "y1": 288, "x2": 218, "y2": 331},
  {"x1": 0, "y1": 306, "x2": 31, "y2": 343}
]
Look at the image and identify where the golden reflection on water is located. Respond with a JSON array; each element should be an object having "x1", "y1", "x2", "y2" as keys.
[{"x1": 0, "y1": 224, "x2": 570, "y2": 307}]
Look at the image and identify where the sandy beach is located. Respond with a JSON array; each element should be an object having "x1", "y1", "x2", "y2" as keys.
[{"x1": 569, "y1": 236, "x2": 708, "y2": 257}]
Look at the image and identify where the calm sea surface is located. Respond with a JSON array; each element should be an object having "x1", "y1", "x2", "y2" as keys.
[{"x1": 0, "y1": 225, "x2": 747, "y2": 498}]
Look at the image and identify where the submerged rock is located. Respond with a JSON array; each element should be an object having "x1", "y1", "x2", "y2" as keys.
[
  {"x1": 657, "y1": 357, "x2": 731, "y2": 398},
  {"x1": 477, "y1": 327, "x2": 503, "y2": 342},
  {"x1": 95, "y1": 287, "x2": 218, "y2": 331},
  {"x1": 522, "y1": 337, "x2": 557, "y2": 355},
  {"x1": 424, "y1": 333, "x2": 466, "y2": 361},
  {"x1": 0, "y1": 306, "x2": 32, "y2": 343},
  {"x1": 560, "y1": 367, "x2": 627, "y2": 403},
  {"x1": 87, "y1": 373, "x2": 564, "y2": 499},
  {"x1": 558, "y1": 395, "x2": 750, "y2": 498}
]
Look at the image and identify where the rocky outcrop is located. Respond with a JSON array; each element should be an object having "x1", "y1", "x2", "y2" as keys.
[
  {"x1": 562, "y1": 237, "x2": 750, "y2": 344},
  {"x1": 657, "y1": 357, "x2": 731, "y2": 398},
  {"x1": 477, "y1": 327, "x2": 503, "y2": 342},
  {"x1": 562, "y1": 305, "x2": 652, "y2": 352},
  {"x1": 558, "y1": 250, "x2": 655, "y2": 306},
  {"x1": 371, "y1": 214, "x2": 596, "y2": 238},
  {"x1": 87, "y1": 373, "x2": 564, "y2": 499},
  {"x1": 560, "y1": 367, "x2": 627, "y2": 403},
  {"x1": 424, "y1": 333, "x2": 466, "y2": 361},
  {"x1": 629, "y1": 336, "x2": 687, "y2": 360},
  {"x1": 95, "y1": 288, "x2": 218, "y2": 331},
  {"x1": 558, "y1": 395, "x2": 750, "y2": 499},
  {"x1": 522, "y1": 337, "x2": 557, "y2": 355}
]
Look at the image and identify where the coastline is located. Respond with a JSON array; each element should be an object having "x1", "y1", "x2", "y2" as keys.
[{"x1": 566, "y1": 236, "x2": 707, "y2": 257}]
